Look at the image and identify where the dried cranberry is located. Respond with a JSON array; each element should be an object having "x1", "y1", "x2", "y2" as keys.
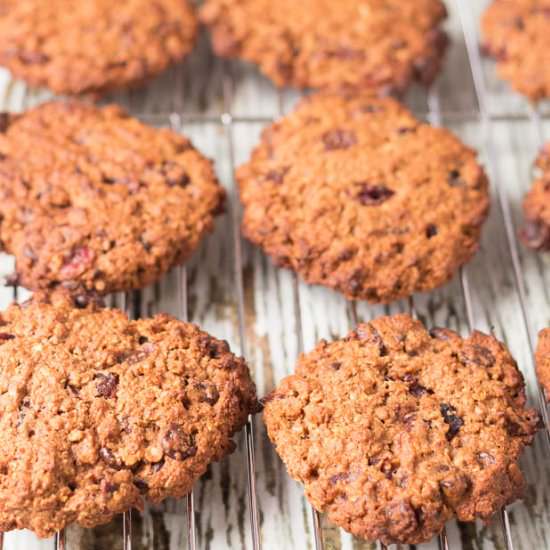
[
  {"x1": 162, "y1": 424, "x2": 197, "y2": 461},
  {"x1": 0, "y1": 333, "x2": 15, "y2": 341},
  {"x1": 440, "y1": 403, "x2": 464, "y2": 441},
  {"x1": 59, "y1": 247, "x2": 95, "y2": 279},
  {"x1": 322, "y1": 129, "x2": 357, "y2": 151},
  {"x1": 99, "y1": 447, "x2": 122, "y2": 469},
  {"x1": 95, "y1": 373, "x2": 119, "y2": 398},
  {"x1": 265, "y1": 167, "x2": 289, "y2": 184},
  {"x1": 426, "y1": 224, "x2": 438, "y2": 238},
  {"x1": 356, "y1": 184, "x2": 394, "y2": 206}
]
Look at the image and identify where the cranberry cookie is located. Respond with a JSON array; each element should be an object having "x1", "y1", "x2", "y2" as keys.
[
  {"x1": 482, "y1": 0, "x2": 550, "y2": 101},
  {"x1": 0, "y1": 100, "x2": 224, "y2": 294},
  {"x1": 520, "y1": 142, "x2": 550, "y2": 250},
  {"x1": 200, "y1": 0, "x2": 448, "y2": 94},
  {"x1": 238, "y1": 93, "x2": 490, "y2": 303},
  {"x1": 0, "y1": 291, "x2": 258, "y2": 537},
  {"x1": 263, "y1": 315, "x2": 540, "y2": 544},
  {"x1": 0, "y1": 0, "x2": 197, "y2": 96}
]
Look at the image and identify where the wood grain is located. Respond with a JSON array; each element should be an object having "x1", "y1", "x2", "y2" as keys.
[{"x1": 1, "y1": 2, "x2": 550, "y2": 548}]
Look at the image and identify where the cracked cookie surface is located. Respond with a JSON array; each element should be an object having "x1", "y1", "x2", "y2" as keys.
[
  {"x1": 0, "y1": 100, "x2": 224, "y2": 294},
  {"x1": 0, "y1": 292, "x2": 258, "y2": 537},
  {"x1": 482, "y1": 0, "x2": 550, "y2": 100},
  {"x1": 200, "y1": 0, "x2": 448, "y2": 94},
  {"x1": 0, "y1": 0, "x2": 197, "y2": 96},
  {"x1": 263, "y1": 314, "x2": 540, "y2": 545},
  {"x1": 238, "y1": 93, "x2": 490, "y2": 303}
]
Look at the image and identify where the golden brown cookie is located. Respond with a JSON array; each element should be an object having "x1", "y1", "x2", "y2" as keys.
[
  {"x1": 263, "y1": 315, "x2": 540, "y2": 545},
  {"x1": 237, "y1": 93, "x2": 490, "y2": 303},
  {"x1": 520, "y1": 143, "x2": 550, "y2": 249},
  {"x1": 0, "y1": 100, "x2": 224, "y2": 294},
  {"x1": 0, "y1": 291, "x2": 258, "y2": 537},
  {"x1": 482, "y1": 0, "x2": 550, "y2": 101},
  {"x1": 200, "y1": 0, "x2": 448, "y2": 94},
  {"x1": 535, "y1": 328, "x2": 550, "y2": 397},
  {"x1": 0, "y1": 0, "x2": 198, "y2": 96}
]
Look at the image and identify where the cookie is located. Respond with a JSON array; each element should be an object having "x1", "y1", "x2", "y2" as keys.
[
  {"x1": 263, "y1": 314, "x2": 540, "y2": 545},
  {"x1": 520, "y1": 143, "x2": 550, "y2": 250},
  {"x1": 200, "y1": 0, "x2": 448, "y2": 94},
  {"x1": 0, "y1": 0, "x2": 197, "y2": 96},
  {"x1": 237, "y1": 93, "x2": 490, "y2": 303},
  {"x1": 0, "y1": 291, "x2": 258, "y2": 537},
  {"x1": 482, "y1": 0, "x2": 550, "y2": 101},
  {"x1": 535, "y1": 328, "x2": 550, "y2": 397},
  {"x1": 0, "y1": 100, "x2": 224, "y2": 295}
]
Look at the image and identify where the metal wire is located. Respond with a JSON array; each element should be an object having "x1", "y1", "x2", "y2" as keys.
[
  {"x1": 454, "y1": 0, "x2": 550, "y2": 453},
  {"x1": 54, "y1": 530, "x2": 66, "y2": 550},
  {"x1": 222, "y1": 67, "x2": 262, "y2": 550}
]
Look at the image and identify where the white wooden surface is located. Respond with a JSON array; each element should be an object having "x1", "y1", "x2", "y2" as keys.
[{"x1": 2, "y1": 1, "x2": 550, "y2": 549}]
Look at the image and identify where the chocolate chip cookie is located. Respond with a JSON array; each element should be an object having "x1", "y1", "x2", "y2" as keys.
[
  {"x1": 535, "y1": 328, "x2": 550, "y2": 397},
  {"x1": 238, "y1": 93, "x2": 490, "y2": 303},
  {"x1": 482, "y1": 0, "x2": 550, "y2": 101},
  {"x1": 0, "y1": 100, "x2": 224, "y2": 294},
  {"x1": 0, "y1": 0, "x2": 197, "y2": 96},
  {"x1": 263, "y1": 314, "x2": 540, "y2": 545},
  {"x1": 520, "y1": 143, "x2": 550, "y2": 250},
  {"x1": 0, "y1": 291, "x2": 258, "y2": 537},
  {"x1": 200, "y1": 0, "x2": 448, "y2": 94}
]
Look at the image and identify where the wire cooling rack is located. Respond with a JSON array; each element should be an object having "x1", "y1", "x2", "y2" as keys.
[{"x1": 1, "y1": 1, "x2": 550, "y2": 549}]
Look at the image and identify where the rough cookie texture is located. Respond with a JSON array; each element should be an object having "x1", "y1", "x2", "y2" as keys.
[
  {"x1": 0, "y1": 292, "x2": 258, "y2": 537},
  {"x1": 200, "y1": 0, "x2": 448, "y2": 94},
  {"x1": 520, "y1": 143, "x2": 550, "y2": 250},
  {"x1": 482, "y1": 0, "x2": 550, "y2": 101},
  {"x1": 535, "y1": 328, "x2": 550, "y2": 397},
  {"x1": 0, "y1": 100, "x2": 224, "y2": 294},
  {"x1": 238, "y1": 93, "x2": 490, "y2": 303},
  {"x1": 0, "y1": 0, "x2": 197, "y2": 96},
  {"x1": 263, "y1": 315, "x2": 540, "y2": 545}
]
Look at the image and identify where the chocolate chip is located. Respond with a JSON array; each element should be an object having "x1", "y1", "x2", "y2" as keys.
[
  {"x1": 322, "y1": 129, "x2": 357, "y2": 151},
  {"x1": 356, "y1": 183, "x2": 394, "y2": 206},
  {"x1": 99, "y1": 447, "x2": 122, "y2": 469},
  {"x1": 95, "y1": 372, "x2": 119, "y2": 398},
  {"x1": 0, "y1": 333, "x2": 15, "y2": 341},
  {"x1": 138, "y1": 335, "x2": 149, "y2": 345},
  {"x1": 133, "y1": 478, "x2": 149, "y2": 493},
  {"x1": 520, "y1": 219, "x2": 550, "y2": 251},
  {"x1": 330, "y1": 362, "x2": 342, "y2": 371},
  {"x1": 403, "y1": 375, "x2": 433, "y2": 397},
  {"x1": 426, "y1": 224, "x2": 438, "y2": 238},
  {"x1": 161, "y1": 424, "x2": 197, "y2": 461},
  {"x1": 440, "y1": 403, "x2": 464, "y2": 441}
]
